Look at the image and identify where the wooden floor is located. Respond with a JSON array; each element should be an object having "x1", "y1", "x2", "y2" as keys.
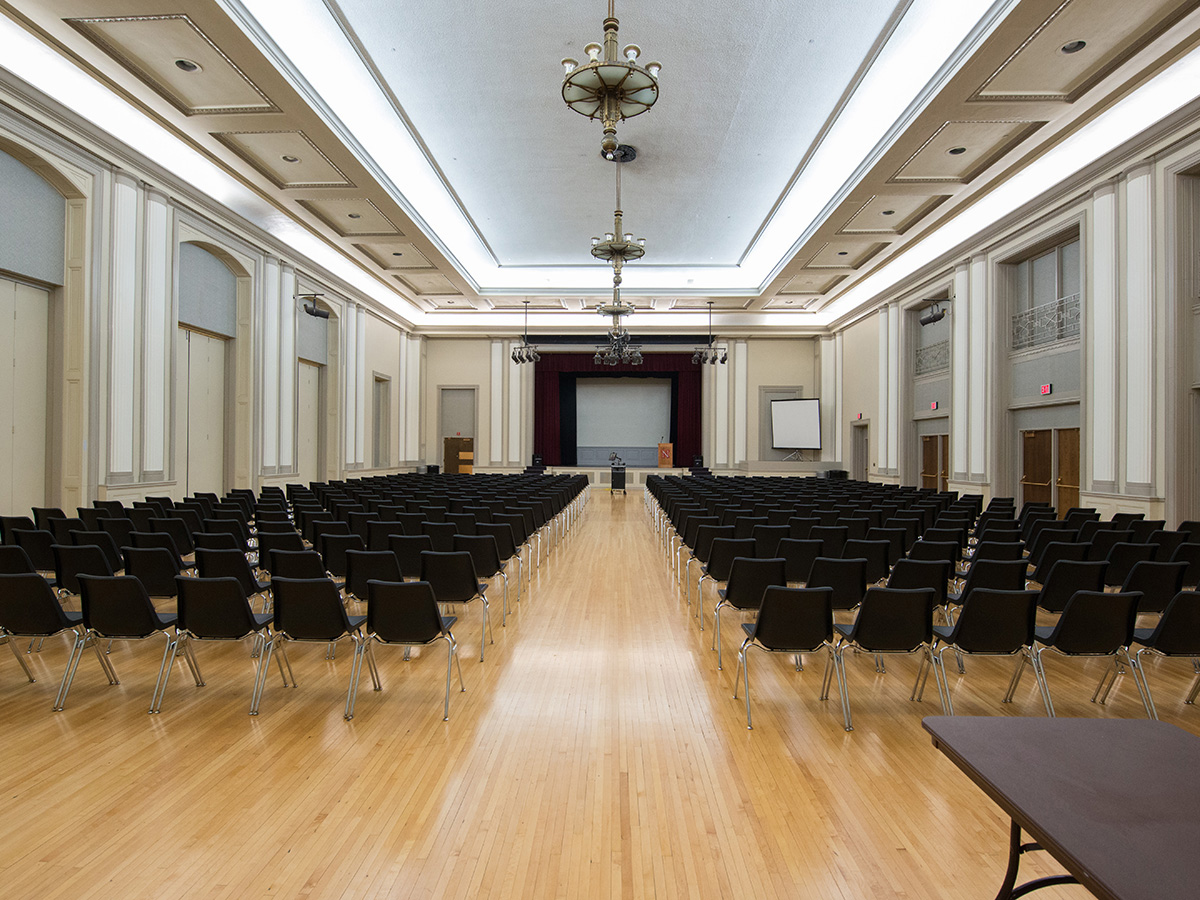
[{"x1": 2, "y1": 491, "x2": 1198, "y2": 899}]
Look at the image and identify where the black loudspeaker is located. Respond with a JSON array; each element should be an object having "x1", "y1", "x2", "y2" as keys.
[
  {"x1": 532, "y1": 454, "x2": 543, "y2": 466},
  {"x1": 692, "y1": 455, "x2": 704, "y2": 467},
  {"x1": 427, "y1": 465, "x2": 440, "y2": 475}
]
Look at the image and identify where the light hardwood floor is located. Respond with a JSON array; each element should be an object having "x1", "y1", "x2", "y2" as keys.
[{"x1": 1, "y1": 491, "x2": 1196, "y2": 899}]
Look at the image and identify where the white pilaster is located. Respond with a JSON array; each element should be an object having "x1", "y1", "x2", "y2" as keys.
[
  {"x1": 142, "y1": 189, "x2": 170, "y2": 474},
  {"x1": 714, "y1": 346, "x2": 729, "y2": 466},
  {"x1": 877, "y1": 307, "x2": 890, "y2": 472},
  {"x1": 1124, "y1": 165, "x2": 1155, "y2": 488},
  {"x1": 951, "y1": 262, "x2": 970, "y2": 479},
  {"x1": 109, "y1": 174, "x2": 138, "y2": 475},
  {"x1": 508, "y1": 349, "x2": 523, "y2": 464},
  {"x1": 261, "y1": 257, "x2": 280, "y2": 469},
  {"x1": 733, "y1": 339, "x2": 748, "y2": 465},
  {"x1": 278, "y1": 265, "x2": 296, "y2": 469},
  {"x1": 1089, "y1": 182, "x2": 1119, "y2": 488},
  {"x1": 886, "y1": 301, "x2": 900, "y2": 473},
  {"x1": 405, "y1": 333, "x2": 421, "y2": 461},
  {"x1": 355, "y1": 306, "x2": 367, "y2": 465},
  {"x1": 490, "y1": 340, "x2": 503, "y2": 464},
  {"x1": 968, "y1": 255, "x2": 989, "y2": 479}
]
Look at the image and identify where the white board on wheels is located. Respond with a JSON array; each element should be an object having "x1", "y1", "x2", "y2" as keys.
[{"x1": 771, "y1": 398, "x2": 821, "y2": 449}]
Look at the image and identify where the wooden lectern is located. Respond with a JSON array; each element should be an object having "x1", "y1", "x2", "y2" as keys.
[{"x1": 658, "y1": 442, "x2": 674, "y2": 468}]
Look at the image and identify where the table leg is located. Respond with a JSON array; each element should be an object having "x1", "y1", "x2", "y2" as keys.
[{"x1": 996, "y1": 820, "x2": 1080, "y2": 900}]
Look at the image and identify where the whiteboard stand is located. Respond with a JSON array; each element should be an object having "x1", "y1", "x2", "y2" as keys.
[{"x1": 782, "y1": 449, "x2": 804, "y2": 462}]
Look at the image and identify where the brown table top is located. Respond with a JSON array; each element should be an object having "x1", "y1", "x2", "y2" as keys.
[{"x1": 923, "y1": 716, "x2": 1200, "y2": 900}]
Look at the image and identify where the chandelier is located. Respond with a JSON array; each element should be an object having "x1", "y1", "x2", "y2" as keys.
[
  {"x1": 560, "y1": 1, "x2": 661, "y2": 156},
  {"x1": 591, "y1": 150, "x2": 644, "y2": 366},
  {"x1": 511, "y1": 300, "x2": 541, "y2": 364},
  {"x1": 692, "y1": 301, "x2": 727, "y2": 365}
]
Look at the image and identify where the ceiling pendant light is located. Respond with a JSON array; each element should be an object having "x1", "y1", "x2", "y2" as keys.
[
  {"x1": 560, "y1": 1, "x2": 661, "y2": 157},
  {"x1": 591, "y1": 149, "x2": 644, "y2": 365},
  {"x1": 511, "y1": 300, "x2": 541, "y2": 364},
  {"x1": 692, "y1": 300, "x2": 725, "y2": 365}
]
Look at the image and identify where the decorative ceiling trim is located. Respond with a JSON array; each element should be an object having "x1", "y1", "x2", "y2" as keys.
[
  {"x1": 211, "y1": 130, "x2": 353, "y2": 188},
  {"x1": 296, "y1": 197, "x2": 400, "y2": 236},
  {"x1": 888, "y1": 120, "x2": 1045, "y2": 184}
]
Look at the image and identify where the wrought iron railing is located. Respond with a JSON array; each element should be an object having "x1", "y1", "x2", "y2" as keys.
[
  {"x1": 915, "y1": 339, "x2": 949, "y2": 376},
  {"x1": 1011, "y1": 293, "x2": 1080, "y2": 351}
]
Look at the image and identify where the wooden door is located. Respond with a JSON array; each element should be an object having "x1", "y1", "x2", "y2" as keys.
[
  {"x1": 853, "y1": 425, "x2": 869, "y2": 481},
  {"x1": 1021, "y1": 429, "x2": 1053, "y2": 507},
  {"x1": 1055, "y1": 427, "x2": 1080, "y2": 515},
  {"x1": 920, "y1": 436, "x2": 939, "y2": 490}
]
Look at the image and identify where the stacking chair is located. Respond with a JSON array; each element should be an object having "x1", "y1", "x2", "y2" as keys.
[
  {"x1": 195, "y1": 548, "x2": 271, "y2": 611},
  {"x1": 51, "y1": 517, "x2": 86, "y2": 543},
  {"x1": 920, "y1": 589, "x2": 1045, "y2": 716},
  {"x1": 752, "y1": 525, "x2": 790, "y2": 560},
  {"x1": 1102, "y1": 543, "x2": 1158, "y2": 588},
  {"x1": 685, "y1": 524, "x2": 734, "y2": 608},
  {"x1": 1086, "y1": 529, "x2": 1134, "y2": 562},
  {"x1": 1170, "y1": 542, "x2": 1200, "y2": 589},
  {"x1": 130, "y1": 531, "x2": 192, "y2": 575},
  {"x1": 0, "y1": 572, "x2": 87, "y2": 708},
  {"x1": 787, "y1": 517, "x2": 820, "y2": 540},
  {"x1": 907, "y1": 540, "x2": 959, "y2": 567},
  {"x1": 944, "y1": 558, "x2": 1028, "y2": 622},
  {"x1": 203, "y1": 518, "x2": 252, "y2": 555},
  {"x1": 805, "y1": 556, "x2": 867, "y2": 614},
  {"x1": 0, "y1": 515, "x2": 36, "y2": 544},
  {"x1": 887, "y1": 559, "x2": 951, "y2": 619},
  {"x1": 365, "y1": 580, "x2": 465, "y2": 721},
  {"x1": 420, "y1": 551, "x2": 492, "y2": 662},
  {"x1": 1121, "y1": 591, "x2": 1200, "y2": 718},
  {"x1": 1020, "y1": 590, "x2": 1147, "y2": 718},
  {"x1": 1035, "y1": 560, "x2": 1108, "y2": 615},
  {"x1": 99, "y1": 517, "x2": 135, "y2": 553},
  {"x1": 1120, "y1": 561, "x2": 1187, "y2": 615},
  {"x1": 75, "y1": 508, "x2": 104, "y2": 530},
  {"x1": 122, "y1": 546, "x2": 183, "y2": 600},
  {"x1": 171, "y1": 576, "x2": 287, "y2": 715},
  {"x1": 970, "y1": 540, "x2": 1026, "y2": 565},
  {"x1": 842, "y1": 538, "x2": 890, "y2": 585},
  {"x1": 732, "y1": 586, "x2": 839, "y2": 730},
  {"x1": 32, "y1": 507, "x2": 66, "y2": 531},
  {"x1": 265, "y1": 577, "x2": 377, "y2": 720},
  {"x1": 344, "y1": 549, "x2": 403, "y2": 604},
  {"x1": 317, "y1": 533, "x2": 366, "y2": 581},
  {"x1": 1027, "y1": 541, "x2": 1089, "y2": 587},
  {"x1": 1130, "y1": 520, "x2": 1167, "y2": 544},
  {"x1": 0, "y1": 544, "x2": 39, "y2": 576},
  {"x1": 421, "y1": 521, "x2": 459, "y2": 553},
  {"x1": 830, "y1": 586, "x2": 938, "y2": 731},
  {"x1": 150, "y1": 517, "x2": 195, "y2": 557},
  {"x1": 368, "y1": 520, "x2": 408, "y2": 552},
  {"x1": 192, "y1": 532, "x2": 240, "y2": 554},
  {"x1": 268, "y1": 549, "x2": 336, "y2": 584},
  {"x1": 454, "y1": 534, "x2": 511, "y2": 623},
  {"x1": 809, "y1": 525, "x2": 848, "y2": 558},
  {"x1": 346, "y1": 511, "x2": 377, "y2": 545},
  {"x1": 256, "y1": 530, "x2": 306, "y2": 570},
  {"x1": 711, "y1": 556, "x2": 787, "y2": 670},
  {"x1": 477, "y1": 523, "x2": 523, "y2": 604},
  {"x1": 72, "y1": 574, "x2": 197, "y2": 713},
  {"x1": 13, "y1": 528, "x2": 56, "y2": 573},
  {"x1": 865, "y1": 527, "x2": 906, "y2": 569},
  {"x1": 1146, "y1": 530, "x2": 1187, "y2": 562},
  {"x1": 696, "y1": 538, "x2": 755, "y2": 631},
  {"x1": 71, "y1": 530, "x2": 123, "y2": 575},
  {"x1": 53, "y1": 542, "x2": 114, "y2": 597}
]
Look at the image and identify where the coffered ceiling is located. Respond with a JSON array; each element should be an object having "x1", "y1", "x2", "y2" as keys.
[{"x1": 3, "y1": 0, "x2": 1200, "y2": 335}]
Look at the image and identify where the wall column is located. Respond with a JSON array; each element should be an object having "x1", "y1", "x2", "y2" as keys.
[
  {"x1": 1088, "y1": 181, "x2": 1120, "y2": 493},
  {"x1": 1124, "y1": 163, "x2": 1156, "y2": 494}
]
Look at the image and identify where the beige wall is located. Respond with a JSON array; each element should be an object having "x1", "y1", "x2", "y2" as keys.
[
  {"x1": 423, "y1": 338, "x2": 493, "y2": 466},
  {"x1": 839, "y1": 315, "x2": 880, "y2": 476},
  {"x1": 744, "y1": 338, "x2": 818, "y2": 461},
  {"x1": 363, "y1": 312, "x2": 403, "y2": 468}
]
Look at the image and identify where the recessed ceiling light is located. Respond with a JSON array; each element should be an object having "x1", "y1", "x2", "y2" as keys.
[
  {"x1": 947, "y1": 146, "x2": 967, "y2": 155},
  {"x1": 837, "y1": 251, "x2": 849, "y2": 256},
  {"x1": 280, "y1": 154, "x2": 300, "y2": 163},
  {"x1": 392, "y1": 251, "x2": 404, "y2": 257},
  {"x1": 881, "y1": 209, "x2": 895, "y2": 216},
  {"x1": 1061, "y1": 40, "x2": 1087, "y2": 54},
  {"x1": 347, "y1": 212, "x2": 362, "y2": 219},
  {"x1": 174, "y1": 58, "x2": 201, "y2": 73}
]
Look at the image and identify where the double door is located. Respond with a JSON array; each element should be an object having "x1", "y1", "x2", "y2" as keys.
[{"x1": 1020, "y1": 428, "x2": 1079, "y2": 514}]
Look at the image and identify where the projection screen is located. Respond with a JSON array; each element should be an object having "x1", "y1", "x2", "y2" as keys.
[{"x1": 771, "y1": 398, "x2": 821, "y2": 449}]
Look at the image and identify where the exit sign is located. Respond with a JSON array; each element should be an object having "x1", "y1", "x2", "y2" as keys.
[
  {"x1": 930, "y1": 401, "x2": 938, "y2": 410},
  {"x1": 1040, "y1": 384, "x2": 1052, "y2": 395}
]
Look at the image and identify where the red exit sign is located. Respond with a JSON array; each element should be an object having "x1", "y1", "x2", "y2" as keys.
[
  {"x1": 1040, "y1": 384, "x2": 1052, "y2": 395},
  {"x1": 930, "y1": 401, "x2": 938, "y2": 410}
]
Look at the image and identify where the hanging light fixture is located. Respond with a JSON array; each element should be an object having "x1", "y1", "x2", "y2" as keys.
[
  {"x1": 511, "y1": 300, "x2": 542, "y2": 364},
  {"x1": 591, "y1": 149, "x2": 644, "y2": 365},
  {"x1": 560, "y1": 1, "x2": 661, "y2": 157},
  {"x1": 691, "y1": 300, "x2": 726, "y2": 365}
]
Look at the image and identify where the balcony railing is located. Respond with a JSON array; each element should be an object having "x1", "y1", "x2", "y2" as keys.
[
  {"x1": 915, "y1": 339, "x2": 949, "y2": 376},
  {"x1": 1011, "y1": 293, "x2": 1080, "y2": 351}
]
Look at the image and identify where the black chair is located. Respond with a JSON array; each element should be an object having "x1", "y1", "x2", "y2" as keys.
[
  {"x1": 1122, "y1": 591, "x2": 1200, "y2": 718},
  {"x1": 192, "y1": 532, "x2": 240, "y2": 553},
  {"x1": 365, "y1": 580, "x2": 465, "y2": 721},
  {"x1": 865, "y1": 527, "x2": 905, "y2": 569},
  {"x1": 968, "y1": 540, "x2": 1026, "y2": 565},
  {"x1": 98, "y1": 517, "x2": 135, "y2": 553},
  {"x1": 368, "y1": 520, "x2": 409, "y2": 553},
  {"x1": 887, "y1": 558, "x2": 950, "y2": 618},
  {"x1": 203, "y1": 518, "x2": 252, "y2": 554},
  {"x1": 1171, "y1": 542, "x2": 1200, "y2": 589},
  {"x1": 389, "y1": 534, "x2": 436, "y2": 580},
  {"x1": 420, "y1": 551, "x2": 492, "y2": 662},
  {"x1": 697, "y1": 538, "x2": 756, "y2": 631},
  {"x1": 195, "y1": 548, "x2": 271, "y2": 611},
  {"x1": 149, "y1": 517, "x2": 195, "y2": 557},
  {"x1": 52, "y1": 542, "x2": 114, "y2": 596},
  {"x1": 0, "y1": 544, "x2": 39, "y2": 576},
  {"x1": 0, "y1": 572, "x2": 88, "y2": 708},
  {"x1": 787, "y1": 517, "x2": 820, "y2": 541},
  {"x1": 775, "y1": 538, "x2": 822, "y2": 586},
  {"x1": 256, "y1": 530, "x2": 306, "y2": 570},
  {"x1": 752, "y1": 525, "x2": 790, "y2": 560},
  {"x1": 1102, "y1": 543, "x2": 1158, "y2": 588},
  {"x1": 454, "y1": 534, "x2": 511, "y2": 623},
  {"x1": 1120, "y1": 561, "x2": 1188, "y2": 615},
  {"x1": 70, "y1": 529, "x2": 123, "y2": 574},
  {"x1": 171, "y1": 576, "x2": 288, "y2": 715},
  {"x1": 732, "y1": 586, "x2": 840, "y2": 730},
  {"x1": 944, "y1": 558, "x2": 1028, "y2": 621},
  {"x1": 711, "y1": 557, "x2": 787, "y2": 670},
  {"x1": 32, "y1": 506, "x2": 66, "y2": 531},
  {"x1": 477, "y1": 522, "x2": 523, "y2": 604},
  {"x1": 1085, "y1": 529, "x2": 1134, "y2": 562},
  {"x1": 51, "y1": 517, "x2": 86, "y2": 544},
  {"x1": 1022, "y1": 590, "x2": 1148, "y2": 718},
  {"x1": 72, "y1": 574, "x2": 197, "y2": 713},
  {"x1": 266, "y1": 577, "x2": 377, "y2": 720},
  {"x1": 269, "y1": 549, "x2": 339, "y2": 585},
  {"x1": 809, "y1": 525, "x2": 848, "y2": 558},
  {"x1": 317, "y1": 533, "x2": 366, "y2": 580},
  {"x1": 908, "y1": 540, "x2": 960, "y2": 567},
  {"x1": 1146, "y1": 530, "x2": 1187, "y2": 562},
  {"x1": 685, "y1": 525, "x2": 734, "y2": 609},
  {"x1": 344, "y1": 549, "x2": 403, "y2": 604},
  {"x1": 74, "y1": 508, "x2": 104, "y2": 530},
  {"x1": 1027, "y1": 541, "x2": 1088, "y2": 586},
  {"x1": 806, "y1": 556, "x2": 867, "y2": 613},
  {"x1": 122, "y1": 546, "x2": 182, "y2": 600},
  {"x1": 830, "y1": 587, "x2": 938, "y2": 731},
  {"x1": 842, "y1": 539, "x2": 891, "y2": 584},
  {"x1": 0, "y1": 515, "x2": 36, "y2": 544},
  {"x1": 1035, "y1": 560, "x2": 1108, "y2": 614},
  {"x1": 920, "y1": 589, "x2": 1045, "y2": 716},
  {"x1": 13, "y1": 528, "x2": 56, "y2": 573}
]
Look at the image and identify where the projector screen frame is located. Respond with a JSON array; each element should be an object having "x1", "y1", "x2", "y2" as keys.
[{"x1": 770, "y1": 397, "x2": 821, "y2": 450}]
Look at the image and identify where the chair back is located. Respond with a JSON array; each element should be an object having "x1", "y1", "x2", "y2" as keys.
[
  {"x1": 389, "y1": 534, "x2": 435, "y2": 579},
  {"x1": 453, "y1": 534, "x2": 503, "y2": 579},
  {"x1": 1143, "y1": 592, "x2": 1200, "y2": 656},
  {"x1": 1146, "y1": 530, "x2": 1186, "y2": 561},
  {"x1": 271, "y1": 577, "x2": 354, "y2": 641},
  {"x1": 946, "y1": 589, "x2": 1038, "y2": 654},
  {"x1": 1029, "y1": 541, "x2": 1088, "y2": 584},
  {"x1": 1102, "y1": 542, "x2": 1158, "y2": 587},
  {"x1": 847, "y1": 587, "x2": 935, "y2": 652},
  {"x1": 787, "y1": 517, "x2": 819, "y2": 540},
  {"x1": 77, "y1": 574, "x2": 165, "y2": 638},
  {"x1": 887, "y1": 558, "x2": 950, "y2": 607},
  {"x1": 70, "y1": 530, "x2": 123, "y2": 573},
  {"x1": 924, "y1": 526, "x2": 967, "y2": 549},
  {"x1": 345, "y1": 549, "x2": 403, "y2": 600},
  {"x1": 419, "y1": 550, "x2": 482, "y2": 604},
  {"x1": 148, "y1": 517, "x2": 194, "y2": 554},
  {"x1": 1049, "y1": 590, "x2": 1140, "y2": 655},
  {"x1": 842, "y1": 539, "x2": 890, "y2": 583},
  {"x1": 752, "y1": 586, "x2": 834, "y2": 652},
  {"x1": 809, "y1": 525, "x2": 848, "y2": 558},
  {"x1": 864, "y1": 527, "x2": 905, "y2": 568},
  {"x1": 195, "y1": 548, "x2": 261, "y2": 598},
  {"x1": 972, "y1": 540, "x2": 1027, "y2": 563},
  {"x1": 1121, "y1": 561, "x2": 1188, "y2": 614},
  {"x1": 722, "y1": 557, "x2": 787, "y2": 611},
  {"x1": 1170, "y1": 542, "x2": 1200, "y2": 588},
  {"x1": 0, "y1": 572, "x2": 76, "y2": 634},
  {"x1": 1, "y1": 515, "x2": 36, "y2": 544},
  {"x1": 122, "y1": 546, "x2": 181, "y2": 597},
  {"x1": 257, "y1": 530, "x2": 306, "y2": 559},
  {"x1": 99, "y1": 517, "x2": 135, "y2": 552},
  {"x1": 907, "y1": 540, "x2": 958, "y2": 565},
  {"x1": 752, "y1": 525, "x2": 790, "y2": 559},
  {"x1": 53, "y1": 542, "x2": 114, "y2": 593},
  {"x1": 13, "y1": 529, "x2": 55, "y2": 570},
  {"x1": 367, "y1": 580, "x2": 447, "y2": 645},
  {"x1": 203, "y1": 518, "x2": 250, "y2": 552},
  {"x1": 176, "y1": 576, "x2": 259, "y2": 639},
  {"x1": 318, "y1": 533, "x2": 366, "y2": 578},
  {"x1": 806, "y1": 556, "x2": 867, "y2": 610},
  {"x1": 957, "y1": 558, "x2": 1028, "y2": 603},
  {"x1": 1085, "y1": 529, "x2": 1134, "y2": 561},
  {"x1": 1038, "y1": 559, "x2": 1108, "y2": 613},
  {"x1": 192, "y1": 531, "x2": 240, "y2": 552},
  {"x1": 269, "y1": 549, "x2": 328, "y2": 580},
  {"x1": 0, "y1": 544, "x2": 37, "y2": 575},
  {"x1": 32, "y1": 507, "x2": 66, "y2": 531},
  {"x1": 477, "y1": 523, "x2": 518, "y2": 561},
  {"x1": 704, "y1": 538, "x2": 756, "y2": 582}
]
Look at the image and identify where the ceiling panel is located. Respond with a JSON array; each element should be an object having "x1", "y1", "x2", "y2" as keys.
[
  {"x1": 396, "y1": 273, "x2": 460, "y2": 295},
  {"x1": 296, "y1": 198, "x2": 400, "y2": 236},
  {"x1": 805, "y1": 242, "x2": 889, "y2": 270},
  {"x1": 212, "y1": 131, "x2": 351, "y2": 188},
  {"x1": 891, "y1": 120, "x2": 1045, "y2": 183},
  {"x1": 353, "y1": 241, "x2": 433, "y2": 269},
  {"x1": 668, "y1": 298, "x2": 753, "y2": 310},
  {"x1": 974, "y1": 0, "x2": 1197, "y2": 101},
  {"x1": 764, "y1": 295, "x2": 818, "y2": 309},
  {"x1": 66, "y1": 14, "x2": 276, "y2": 115},
  {"x1": 839, "y1": 194, "x2": 950, "y2": 234},
  {"x1": 485, "y1": 297, "x2": 568, "y2": 310},
  {"x1": 778, "y1": 272, "x2": 846, "y2": 295}
]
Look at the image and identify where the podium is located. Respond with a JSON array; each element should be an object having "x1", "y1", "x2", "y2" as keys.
[
  {"x1": 658, "y1": 442, "x2": 674, "y2": 468},
  {"x1": 610, "y1": 465, "x2": 626, "y2": 493}
]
